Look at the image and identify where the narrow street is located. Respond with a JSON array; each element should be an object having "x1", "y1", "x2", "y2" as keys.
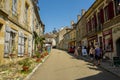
[{"x1": 29, "y1": 49, "x2": 119, "y2": 80}]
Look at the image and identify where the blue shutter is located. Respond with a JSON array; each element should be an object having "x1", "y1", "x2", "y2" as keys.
[
  {"x1": 18, "y1": 32, "x2": 22, "y2": 56},
  {"x1": 4, "y1": 26, "x2": 10, "y2": 56}
]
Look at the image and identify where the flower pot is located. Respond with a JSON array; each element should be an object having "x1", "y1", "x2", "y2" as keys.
[
  {"x1": 41, "y1": 55, "x2": 44, "y2": 58},
  {"x1": 22, "y1": 66, "x2": 29, "y2": 71},
  {"x1": 36, "y1": 58, "x2": 42, "y2": 62}
]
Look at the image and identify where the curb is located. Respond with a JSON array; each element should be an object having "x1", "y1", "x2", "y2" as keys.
[
  {"x1": 24, "y1": 55, "x2": 50, "y2": 80},
  {"x1": 80, "y1": 56, "x2": 120, "y2": 78}
]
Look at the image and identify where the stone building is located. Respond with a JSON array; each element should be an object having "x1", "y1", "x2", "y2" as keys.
[
  {"x1": 68, "y1": 24, "x2": 76, "y2": 49},
  {"x1": 44, "y1": 33, "x2": 57, "y2": 48},
  {"x1": 0, "y1": 0, "x2": 44, "y2": 65},
  {"x1": 63, "y1": 28, "x2": 72, "y2": 50},
  {"x1": 76, "y1": 9, "x2": 87, "y2": 47},
  {"x1": 56, "y1": 27, "x2": 69, "y2": 49},
  {"x1": 84, "y1": 0, "x2": 120, "y2": 59}
]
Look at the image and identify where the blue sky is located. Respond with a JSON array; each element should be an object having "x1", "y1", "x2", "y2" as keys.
[{"x1": 38, "y1": 0, "x2": 95, "y2": 33}]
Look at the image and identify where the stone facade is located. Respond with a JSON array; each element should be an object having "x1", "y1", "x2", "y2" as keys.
[
  {"x1": 56, "y1": 27, "x2": 68, "y2": 49},
  {"x1": 0, "y1": 0, "x2": 44, "y2": 65}
]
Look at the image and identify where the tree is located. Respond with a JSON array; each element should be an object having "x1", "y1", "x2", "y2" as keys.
[{"x1": 33, "y1": 31, "x2": 45, "y2": 52}]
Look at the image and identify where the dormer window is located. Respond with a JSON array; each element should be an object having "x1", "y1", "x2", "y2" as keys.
[{"x1": 12, "y1": 0, "x2": 17, "y2": 14}]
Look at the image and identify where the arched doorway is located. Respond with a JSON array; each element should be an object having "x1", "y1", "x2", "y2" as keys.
[{"x1": 116, "y1": 38, "x2": 120, "y2": 57}]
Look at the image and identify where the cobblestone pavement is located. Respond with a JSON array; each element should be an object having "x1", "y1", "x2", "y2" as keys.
[{"x1": 29, "y1": 49, "x2": 119, "y2": 80}]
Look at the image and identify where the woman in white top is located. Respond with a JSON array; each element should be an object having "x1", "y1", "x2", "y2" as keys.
[{"x1": 89, "y1": 46, "x2": 95, "y2": 61}]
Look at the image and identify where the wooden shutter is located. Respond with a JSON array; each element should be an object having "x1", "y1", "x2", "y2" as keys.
[
  {"x1": 94, "y1": 14, "x2": 97, "y2": 27},
  {"x1": 28, "y1": 37, "x2": 32, "y2": 56},
  {"x1": 18, "y1": 32, "x2": 22, "y2": 56},
  {"x1": 100, "y1": 9, "x2": 104, "y2": 24},
  {"x1": 21, "y1": 36, "x2": 24, "y2": 56},
  {"x1": 108, "y1": 1, "x2": 114, "y2": 19},
  {"x1": 4, "y1": 26, "x2": 10, "y2": 54}
]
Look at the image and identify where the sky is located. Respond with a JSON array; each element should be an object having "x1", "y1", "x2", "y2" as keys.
[{"x1": 38, "y1": 0, "x2": 95, "y2": 33}]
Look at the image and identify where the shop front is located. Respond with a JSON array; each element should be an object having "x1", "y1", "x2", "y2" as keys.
[
  {"x1": 87, "y1": 34, "x2": 98, "y2": 47},
  {"x1": 112, "y1": 24, "x2": 120, "y2": 57},
  {"x1": 68, "y1": 41, "x2": 75, "y2": 53},
  {"x1": 103, "y1": 29, "x2": 113, "y2": 59}
]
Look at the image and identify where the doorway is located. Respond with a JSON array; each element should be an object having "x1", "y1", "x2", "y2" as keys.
[{"x1": 116, "y1": 38, "x2": 120, "y2": 57}]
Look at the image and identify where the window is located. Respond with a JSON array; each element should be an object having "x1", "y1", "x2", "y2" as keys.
[
  {"x1": 100, "y1": 9, "x2": 104, "y2": 24},
  {"x1": 88, "y1": 19, "x2": 92, "y2": 33},
  {"x1": 97, "y1": 9, "x2": 104, "y2": 31},
  {"x1": 9, "y1": 32, "x2": 16, "y2": 54},
  {"x1": 97, "y1": 12, "x2": 101, "y2": 29},
  {"x1": 103, "y1": 29, "x2": 113, "y2": 52},
  {"x1": 4, "y1": 26, "x2": 16, "y2": 57},
  {"x1": 114, "y1": 0, "x2": 120, "y2": 15},
  {"x1": 104, "y1": 1, "x2": 114, "y2": 21},
  {"x1": 92, "y1": 17, "x2": 95, "y2": 31},
  {"x1": 12, "y1": 0, "x2": 17, "y2": 14},
  {"x1": 104, "y1": 6, "x2": 109, "y2": 22},
  {"x1": 108, "y1": 1, "x2": 114, "y2": 19},
  {"x1": 18, "y1": 32, "x2": 25, "y2": 56},
  {"x1": 25, "y1": 3, "x2": 29, "y2": 23},
  {"x1": 94, "y1": 14, "x2": 97, "y2": 31}
]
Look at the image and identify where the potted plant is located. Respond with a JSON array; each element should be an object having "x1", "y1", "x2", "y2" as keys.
[
  {"x1": 35, "y1": 51, "x2": 42, "y2": 62},
  {"x1": 19, "y1": 58, "x2": 31, "y2": 71}
]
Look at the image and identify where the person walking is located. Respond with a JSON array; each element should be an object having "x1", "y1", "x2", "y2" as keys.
[
  {"x1": 77, "y1": 46, "x2": 82, "y2": 56},
  {"x1": 74, "y1": 47, "x2": 79, "y2": 58},
  {"x1": 94, "y1": 45, "x2": 102, "y2": 66},
  {"x1": 82, "y1": 46, "x2": 88, "y2": 56},
  {"x1": 89, "y1": 46, "x2": 95, "y2": 61}
]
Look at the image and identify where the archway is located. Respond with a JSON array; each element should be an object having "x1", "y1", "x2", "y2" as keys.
[{"x1": 116, "y1": 38, "x2": 120, "y2": 57}]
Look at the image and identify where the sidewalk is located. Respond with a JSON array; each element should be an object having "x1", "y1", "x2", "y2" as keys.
[{"x1": 80, "y1": 56, "x2": 120, "y2": 77}]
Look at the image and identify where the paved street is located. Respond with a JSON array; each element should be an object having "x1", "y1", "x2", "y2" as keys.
[{"x1": 29, "y1": 49, "x2": 119, "y2": 80}]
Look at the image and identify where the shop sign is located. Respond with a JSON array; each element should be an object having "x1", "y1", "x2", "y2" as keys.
[{"x1": 103, "y1": 29, "x2": 112, "y2": 36}]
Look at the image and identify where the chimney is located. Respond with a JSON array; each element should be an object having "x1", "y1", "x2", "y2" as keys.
[
  {"x1": 71, "y1": 20, "x2": 74, "y2": 26},
  {"x1": 77, "y1": 15, "x2": 81, "y2": 21},
  {"x1": 81, "y1": 9, "x2": 86, "y2": 16}
]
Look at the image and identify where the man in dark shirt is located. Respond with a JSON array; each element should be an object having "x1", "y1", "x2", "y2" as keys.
[{"x1": 95, "y1": 45, "x2": 102, "y2": 65}]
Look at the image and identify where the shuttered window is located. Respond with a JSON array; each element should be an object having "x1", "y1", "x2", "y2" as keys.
[
  {"x1": 12, "y1": 0, "x2": 17, "y2": 14},
  {"x1": 4, "y1": 26, "x2": 10, "y2": 56},
  {"x1": 100, "y1": 9, "x2": 104, "y2": 24},
  {"x1": 114, "y1": 0, "x2": 120, "y2": 15},
  {"x1": 108, "y1": 1, "x2": 114, "y2": 19},
  {"x1": 104, "y1": 6, "x2": 109, "y2": 21},
  {"x1": 18, "y1": 32, "x2": 23, "y2": 56},
  {"x1": 89, "y1": 19, "x2": 92, "y2": 32}
]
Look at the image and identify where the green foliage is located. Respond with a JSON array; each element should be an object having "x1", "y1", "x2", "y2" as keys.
[
  {"x1": 19, "y1": 58, "x2": 31, "y2": 66},
  {"x1": 11, "y1": 44, "x2": 16, "y2": 53},
  {"x1": 33, "y1": 31, "x2": 45, "y2": 52},
  {"x1": 35, "y1": 51, "x2": 41, "y2": 58}
]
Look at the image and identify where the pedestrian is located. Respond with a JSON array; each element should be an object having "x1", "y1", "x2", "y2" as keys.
[
  {"x1": 82, "y1": 46, "x2": 88, "y2": 56},
  {"x1": 94, "y1": 45, "x2": 102, "y2": 66},
  {"x1": 74, "y1": 47, "x2": 79, "y2": 58},
  {"x1": 77, "y1": 46, "x2": 82, "y2": 56},
  {"x1": 89, "y1": 46, "x2": 95, "y2": 61}
]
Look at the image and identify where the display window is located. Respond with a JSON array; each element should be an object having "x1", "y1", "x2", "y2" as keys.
[{"x1": 103, "y1": 29, "x2": 113, "y2": 52}]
